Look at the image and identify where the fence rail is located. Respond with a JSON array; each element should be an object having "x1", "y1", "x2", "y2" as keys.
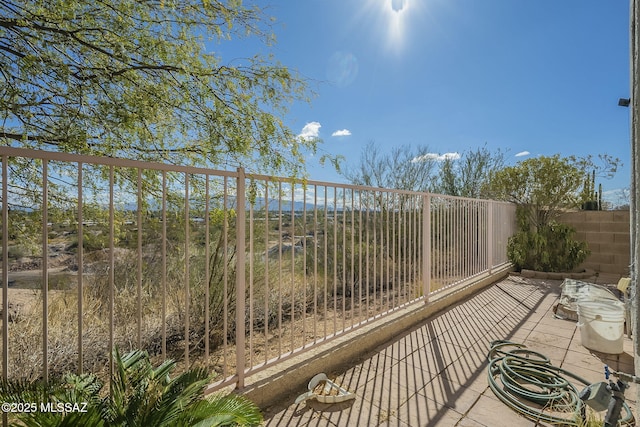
[{"x1": 0, "y1": 146, "x2": 516, "y2": 391}]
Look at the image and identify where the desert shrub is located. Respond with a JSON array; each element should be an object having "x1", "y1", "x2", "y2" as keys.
[
  {"x1": 507, "y1": 222, "x2": 589, "y2": 272},
  {"x1": 6, "y1": 244, "x2": 28, "y2": 260}
]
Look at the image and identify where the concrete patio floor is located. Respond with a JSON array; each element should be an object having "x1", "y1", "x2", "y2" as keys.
[{"x1": 261, "y1": 275, "x2": 637, "y2": 426}]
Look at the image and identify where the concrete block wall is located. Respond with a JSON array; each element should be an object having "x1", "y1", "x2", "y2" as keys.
[{"x1": 558, "y1": 210, "x2": 630, "y2": 276}]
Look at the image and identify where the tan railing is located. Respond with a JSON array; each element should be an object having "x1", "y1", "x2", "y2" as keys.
[{"x1": 0, "y1": 146, "x2": 516, "y2": 391}]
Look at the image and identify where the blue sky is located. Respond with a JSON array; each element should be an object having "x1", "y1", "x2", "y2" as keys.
[{"x1": 233, "y1": 1, "x2": 631, "y2": 204}]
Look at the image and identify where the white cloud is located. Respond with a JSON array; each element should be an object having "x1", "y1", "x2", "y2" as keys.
[
  {"x1": 331, "y1": 129, "x2": 351, "y2": 137},
  {"x1": 515, "y1": 151, "x2": 530, "y2": 157},
  {"x1": 299, "y1": 122, "x2": 321, "y2": 140},
  {"x1": 411, "y1": 152, "x2": 461, "y2": 163},
  {"x1": 601, "y1": 188, "x2": 629, "y2": 206}
]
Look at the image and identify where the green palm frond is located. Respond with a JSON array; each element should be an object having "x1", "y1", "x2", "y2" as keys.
[
  {"x1": 0, "y1": 348, "x2": 263, "y2": 427},
  {"x1": 0, "y1": 373, "x2": 106, "y2": 427},
  {"x1": 189, "y1": 394, "x2": 263, "y2": 427}
]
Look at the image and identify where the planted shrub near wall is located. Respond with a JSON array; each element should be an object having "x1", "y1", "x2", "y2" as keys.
[{"x1": 507, "y1": 222, "x2": 590, "y2": 272}]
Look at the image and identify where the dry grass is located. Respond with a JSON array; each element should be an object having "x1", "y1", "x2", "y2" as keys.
[{"x1": 2, "y1": 237, "x2": 424, "y2": 385}]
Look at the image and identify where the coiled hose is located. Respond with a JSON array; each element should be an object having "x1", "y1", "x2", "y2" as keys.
[{"x1": 487, "y1": 340, "x2": 634, "y2": 426}]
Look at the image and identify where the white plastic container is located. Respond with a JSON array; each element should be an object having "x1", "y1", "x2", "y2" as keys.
[{"x1": 577, "y1": 300, "x2": 625, "y2": 354}]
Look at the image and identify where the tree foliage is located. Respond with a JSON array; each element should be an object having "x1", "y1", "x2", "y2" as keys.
[
  {"x1": 344, "y1": 142, "x2": 507, "y2": 200},
  {"x1": 489, "y1": 153, "x2": 618, "y2": 272},
  {"x1": 0, "y1": 0, "x2": 315, "y2": 175},
  {"x1": 343, "y1": 141, "x2": 437, "y2": 192},
  {"x1": 488, "y1": 154, "x2": 619, "y2": 229},
  {"x1": 435, "y1": 144, "x2": 506, "y2": 198}
]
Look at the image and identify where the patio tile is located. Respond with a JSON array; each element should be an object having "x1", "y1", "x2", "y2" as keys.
[
  {"x1": 358, "y1": 359, "x2": 438, "y2": 408},
  {"x1": 525, "y1": 329, "x2": 575, "y2": 350},
  {"x1": 465, "y1": 394, "x2": 536, "y2": 427},
  {"x1": 560, "y1": 361, "x2": 608, "y2": 388},
  {"x1": 537, "y1": 312, "x2": 575, "y2": 326},
  {"x1": 420, "y1": 337, "x2": 469, "y2": 368},
  {"x1": 391, "y1": 391, "x2": 462, "y2": 427},
  {"x1": 455, "y1": 415, "x2": 489, "y2": 427},
  {"x1": 417, "y1": 375, "x2": 483, "y2": 415},
  {"x1": 534, "y1": 318, "x2": 578, "y2": 337},
  {"x1": 442, "y1": 365, "x2": 489, "y2": 395},
  {"x1": 519, "y1": 341, "x2": 569, "y2": 367},
  {"x1": 436, "y1": 322, "x2": 489, "y2": 350},
  {"x1": 261, "y1": 277, "x2": 637, "y2": 427},
  {"x1": 401, "y1": 344, "x2": 450, "y2": 377},
  {"x1": 303, "y1": 392, "x2": 386, "y2": 427}
]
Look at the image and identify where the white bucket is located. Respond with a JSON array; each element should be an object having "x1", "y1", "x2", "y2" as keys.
[{"x1": 577, "y1": 300, "x2": 625, "y2": 354}]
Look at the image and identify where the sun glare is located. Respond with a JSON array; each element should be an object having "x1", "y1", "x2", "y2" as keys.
[
  {"x1": 391, "y1": 0, "x2": 408, "y2": 13},
  {"x1": 358, "y1": 0, "x2": 422, "y2": 52},
  {"x1": 383, "y1": 0, "x2": 411, "y2": 50}
]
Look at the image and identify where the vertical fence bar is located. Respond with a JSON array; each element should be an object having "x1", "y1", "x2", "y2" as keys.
[
  {"x1": 161, "y1": 172, "x2": 167, "y2": 360},
  {"x1": 108, "y1": 165, "x2": 114, "y2": 384},
  {"x1": 438, "y1": 200, "x2": 443, "y2": 289},
  {"x1": 312, "y1": 185, "x2": 318, "y2": 342},
  {"x1": 41, "y1": 160, "x2": 49, "y2": 382},
  {"x1": 384, "y1": 192, "x2": 390, "y2": 309},
  {"x1": 1, "y1": 156, "x2": 6, "y2": 427},
  {"x1": 446, "y1": 199, "x2": 450, "y2": 286},
  {"x1": 263, "y1": 181, "x2": 270, "y2": 361},
  {"x1": 322, "y1": 186, "x2": 328, "y2": 338},
  {"x1": 277, "y1": 182, "x2": 283, "y2": 355},
  {"x1": 392, "y1": 195, "x2": 398, "y2": 305},
  {"x1": 204, "y1": 175, "x2": 210, "y2": 368},
  {"x1": 380, "y1": 193, "x2": 384, "y2": 310},
  {"x1": 235, "y1": 168, "x2": 246, "y2": 388},
  {"x1": 454, "y1": 199, "x2": 459, "y2": 282},
  {"x1": 423, "y1": 194, "x2": 431, "y2": 301},
  {"x1": 463, "y1": 200, "x2": 467, "y2": 278},
  {"x1": 302, "y1": 185, "x2": 308, "y2": 342},
  {"x1": 357, "y1": 191, "x2": 363, "y2": 321},
  {"x1": 365, "y1": 194, "x2": 370, "y2": 317},
  {"x1": 483, "y1": 201, "x2": 488, "y2": 271},
  {"x1": 2, "y1": 156, "x2": 9, "y2": 385},
  {"x1": 373, "y1": 192, "x2": 378, "y2": 316},
  {"x1": 290, "y1": 184, "x2": 295, "y2": 351},
  {"x1": 341, "y1": 188, "x2": 347, "y2": 330},
  {"x1": 349, "y1": 189, "x2": 355, "y2": 327},
  {"x1": 410, "y1": 196, "x2": 415, "y2": 300},
  {"x1": 136, "y1": 169, "x2": 142, "y2": 350},
  {"x1": 400, "y1": 195, "x2": 404, "y2": 310},
  {"x1": 248, "y1": 188, "x2": 254, "y2": 366},
  {"x1": 468, "y1": 200, "x2": 472, "y2": 278},
  {"x1": 400, "y1": 196, "x2": 406, "y2": 302},
  {"x1": 184, "y1": 173, "x2": 190, "y2": 366},
  {"x1": 488, "y1": 201, "x2": 494, "y2": 273},
  {"x1": 480, "y1": 201, "x2": 483, "y2": 274},
  {"x1": 477, "y1": 201, "x2": 481, "y2": 274},
  {"x1": 332, "y1": 186, "x2": 338, "y2": 335},
  {"x1": 77, "y1": 163, "x2": 84, "y2": 374},
  {"x1": 416, "y1": 196, "x2": 422, "y2": 300},
  {"x1": 223, "y1": 177, "x2": 229, "y2": 376}
]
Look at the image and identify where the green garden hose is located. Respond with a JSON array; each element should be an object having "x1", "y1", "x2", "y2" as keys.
[{"x1": 487, "y1": 340, "x2": 634, "y2": 426}]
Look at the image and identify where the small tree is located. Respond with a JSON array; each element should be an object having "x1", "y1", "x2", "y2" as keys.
[
  {"x1": 487, "y1": 154, "x2": 621, "y2": 272},
  {"x1": 436, "y1": 144, "x2": 506, "y2": 198},
  {"x1": 0, "y1": 0, "x2": 318, "y2": 177},
  {"x1": 343, "y1": 141, "x2": 437, "y2": 192},
  {"x1": 488, "y1": 155, "x2": 585, "y2": 230}
]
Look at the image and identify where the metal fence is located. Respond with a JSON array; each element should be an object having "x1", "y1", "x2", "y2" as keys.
[{"x1": 0, "y1": 146, "x2": 516, "y2": 392}]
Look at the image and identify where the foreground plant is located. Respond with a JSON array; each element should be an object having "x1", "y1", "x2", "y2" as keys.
[{"x1": 0, "y1": 349, "x2": 262, "y2": 427}]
